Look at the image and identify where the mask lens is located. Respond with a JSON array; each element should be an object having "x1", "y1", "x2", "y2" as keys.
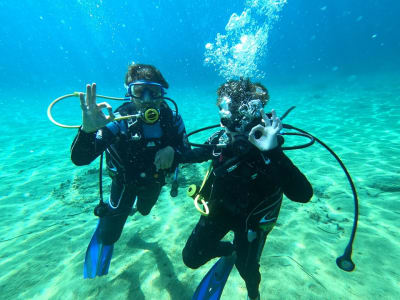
[
  {"x1": 131, "y1": 85, "x2": 144, "y2": 98},
  {"x1": 128, "y1": 82, "x2": 163, "y2": 99},
  {"x1": 238, "y1": 99, "x2": 262, "y2": 118},
  {"x1": 221, "y1": 99, "x2": 263, "y2": 133}
]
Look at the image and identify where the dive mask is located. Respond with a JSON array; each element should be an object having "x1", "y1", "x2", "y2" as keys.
[
  {"x1": 219, "y1": 98, "x2": 264, "y2": 133},
  {"x1": 127, "y1": 81, "x2": 165, "y2": 124},
  {"x1": 127, "y1": 81, "x2": 165, "y2": 100}
]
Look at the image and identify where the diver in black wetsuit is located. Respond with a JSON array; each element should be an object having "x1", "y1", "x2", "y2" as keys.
[
  {"x1": 178, "y1": 78, "x2": 313, "y2": 300},
  {"x1": 70, "y1": 63, "x2": 189, "y2": 278}
]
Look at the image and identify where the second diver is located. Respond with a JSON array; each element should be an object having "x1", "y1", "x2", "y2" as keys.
[{"x1": 178, "y1": 78, "x2": 313, "y2": 300}]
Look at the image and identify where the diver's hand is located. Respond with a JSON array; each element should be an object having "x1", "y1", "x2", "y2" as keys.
[
  {"x1": 154, "y1": 146, "x2": 175, "y2": 171},
  {"x1": 80, "y1": 83, "x2": 115, "y2": 133},
  {"x1": 248, "y1": 109, "x2": 282, "y2": 151}
]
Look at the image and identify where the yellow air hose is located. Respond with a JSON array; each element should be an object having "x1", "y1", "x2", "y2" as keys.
[
  {"x1": 47, "y1": 92, "x2": 137, "y2": 128},
  {"x1": 192, "y1": 163, "x2": 213, "y2": 216}
]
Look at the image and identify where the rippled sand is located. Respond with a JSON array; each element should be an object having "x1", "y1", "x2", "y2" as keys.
[{"x1": 0, "y1": 73, "x2": 399, "y2": 299}]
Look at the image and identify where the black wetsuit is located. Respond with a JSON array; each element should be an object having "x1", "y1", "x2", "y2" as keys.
[
  {"x1": 177, "y1": 130, "x2": 313, "y2": 299},
  {"x1": 71, "y1": 102, "x2": 188, "y2": 245}
]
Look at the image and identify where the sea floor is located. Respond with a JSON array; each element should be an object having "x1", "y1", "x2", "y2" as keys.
[{"x1": 0, "y1": 72, "x2": 399, "y2": 299}]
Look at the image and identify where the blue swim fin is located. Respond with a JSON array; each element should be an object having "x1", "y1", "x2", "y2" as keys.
[
  {"x1": 192, "y1": 255, "x2": 236, "y2": 300},
  {"x1": 83, "y1": 222, "x2": 114, "y2": 279}
]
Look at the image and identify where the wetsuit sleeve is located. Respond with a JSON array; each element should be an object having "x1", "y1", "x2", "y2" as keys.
[
  {"x1": 70, "y1": 125, "x2": 119, "y2": 166},
  {"x1": 175, "y1": 130, "x2": 221, "y2": 164},
  {"x1": 176, "y1": 147, "x2": 213, "y2": 164},
  {"x1": 170, "y1": 113, "x2": 189, "y2": 154},
  {"x1": 262, "y1": 147, "x2": 313, "y2": 203}
]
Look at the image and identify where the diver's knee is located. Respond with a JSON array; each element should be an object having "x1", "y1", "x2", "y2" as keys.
[
  {"x1": 138, "y1": 207, "x2": 151, "y2": 216},
  {"x1": 137, "y1": 199, "x2": 156, "y2": 216},
  {"x1": 182, "y1": 246, "x2": 202, "y2": 269}
]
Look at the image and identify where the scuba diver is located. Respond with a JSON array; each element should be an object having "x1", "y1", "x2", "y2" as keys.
[
  {"x1": 70, "y1": 63, "x2": 188, "y2": 278},
  {"x1": 177, "y1": 78, "x2": 313, "y2": 300}
]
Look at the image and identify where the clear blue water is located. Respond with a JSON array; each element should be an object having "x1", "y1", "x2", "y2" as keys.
[
  {"x1": 0, "y1": 1, "x2": 399, "y2": 299},
  {"x1": 1, "y1": 0, "x2": 398, "y2": 93}
]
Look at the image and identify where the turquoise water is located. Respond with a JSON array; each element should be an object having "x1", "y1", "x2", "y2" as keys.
[{"x1": 1, "y1": 1, "x2": 399, "y2": 299}]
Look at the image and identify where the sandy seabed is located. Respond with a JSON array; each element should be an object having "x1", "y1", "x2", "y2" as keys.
[{"x1": 0, "y1": 72, "x2": 399, "y2": 299}]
